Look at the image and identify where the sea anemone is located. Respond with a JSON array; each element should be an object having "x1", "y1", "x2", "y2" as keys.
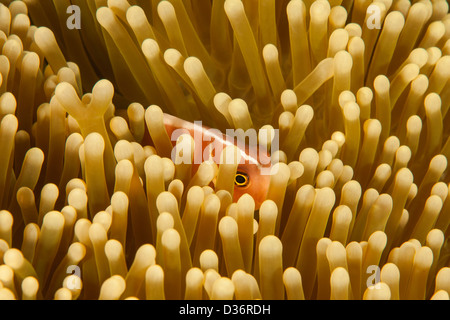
[{"x1": 0, "y1": 0, "x2": 449, "y2": 300}]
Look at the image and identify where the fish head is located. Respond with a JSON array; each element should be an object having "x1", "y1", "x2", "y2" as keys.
[
  {"x1": 230, "y1": 136, "x2": 273, "y2": 210},
  {"x1": 232, "y1": 162, "x2": 271, "y2": 209}
]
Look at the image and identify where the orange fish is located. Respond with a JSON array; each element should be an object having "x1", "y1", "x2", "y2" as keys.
[{"x1": 145, "y1": 113, "x2": 272, "y2": 209}]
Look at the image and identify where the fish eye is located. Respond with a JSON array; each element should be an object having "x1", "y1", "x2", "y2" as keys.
[{"x1": 234, "y1": 172, "x2": 249, "y2": 187}]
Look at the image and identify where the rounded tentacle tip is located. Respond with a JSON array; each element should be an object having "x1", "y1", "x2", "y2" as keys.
[
  {"x1": 55, "y1": 81, "x2": 77, "y2": 99},
  {"x1": 33, "y1": 26, "x2": 54, "y2": 44},
  {"x1": 92, "y1": 79, "x2": 115, "y2": 101},
  {"x1": 84, "y1": 132, "x2": 106, "y2": 156}
]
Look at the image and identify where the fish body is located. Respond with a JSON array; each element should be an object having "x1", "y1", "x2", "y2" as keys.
[{"x1": 148, "y1": 113, "x2": 271, "y2": 209}]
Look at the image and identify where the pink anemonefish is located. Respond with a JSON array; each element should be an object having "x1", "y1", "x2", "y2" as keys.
[{"x1": 144, "y1": 113, "x2": 272, "y2": 209}]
